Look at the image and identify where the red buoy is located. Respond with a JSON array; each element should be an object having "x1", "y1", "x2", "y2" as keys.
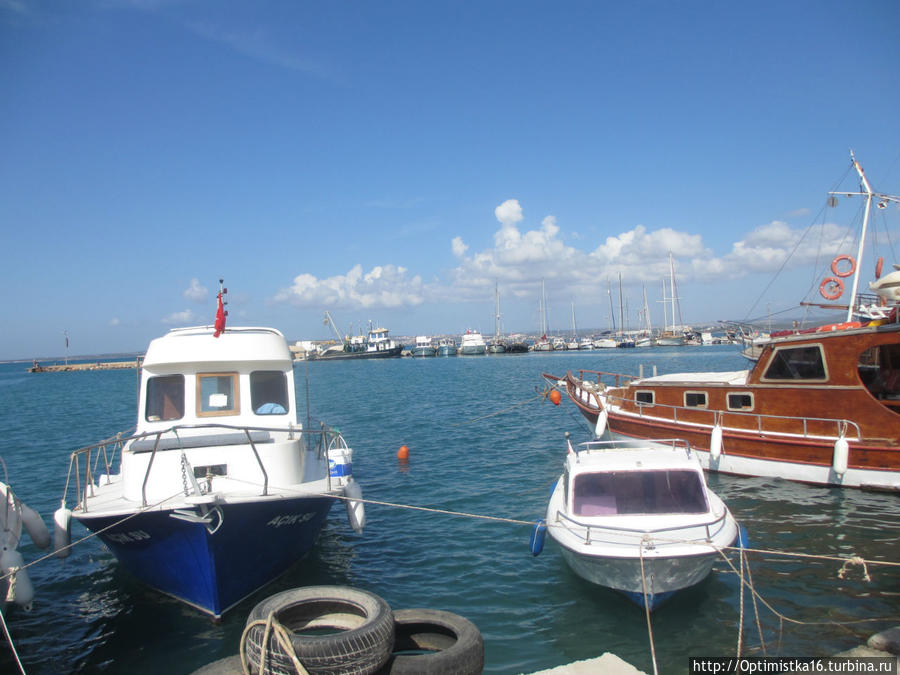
[
  {"x1": 549, "y1": 390, "x2": 562, "y2": 406},
  {"x1": 397, "y1": 445, "x2": 410, "y2": 460}
]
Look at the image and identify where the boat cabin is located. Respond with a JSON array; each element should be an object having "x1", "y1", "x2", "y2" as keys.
[{"x1": 137, "y1": 326, "x2": 298, "y2": 434}]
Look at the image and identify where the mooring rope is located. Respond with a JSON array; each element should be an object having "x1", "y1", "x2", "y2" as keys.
[
  {"x1": 638, "y1": 544, "x2": 660, "y2": 675},
  {"x1": 0, "y1": 602, "x2": 26, "y2": 675},
  {"x1": 0, "y1": 488, "x2": 190, "y2": 584},
  {"x1": 241, "y1": 611, "x2": 309, "y2": 675}
]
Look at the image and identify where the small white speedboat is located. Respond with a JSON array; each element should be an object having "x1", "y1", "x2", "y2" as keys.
[{"x1": 540, "y1": 437, "x2": 741, "y2": 610}]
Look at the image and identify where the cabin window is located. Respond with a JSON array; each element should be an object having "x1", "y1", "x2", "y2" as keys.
[
  {"x1": 859, "y1": 344, "x2": 900, "y2": 408},
  {"x1": 197, "y1": 373, "x2": 240, "y2": 417},
  {"x1": 635, "y1": 391, "x2": 654, "y2": 406},
  {"x1": 145, "y1": 375, "x2": 184, "y2": 422},
  {"x1": 727, "y1": 393, "x2": 753, "y2": 411},
  {"x1": 251, "y1": 370, "x2": 289, "y2": 415},
  {"x1": 572, "y1": 470, "x2": 708, "y2": 516},
  {"x1": 684, "y1": 391, "x2": 707, "y2": 408},
  {"x1": 762, "y1": 345, "x2": 827, "y2": 381}
]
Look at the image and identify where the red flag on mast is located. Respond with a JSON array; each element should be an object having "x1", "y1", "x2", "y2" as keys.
[{"x1": 213, "y1": 290, "x2": 227, "y2": 337}]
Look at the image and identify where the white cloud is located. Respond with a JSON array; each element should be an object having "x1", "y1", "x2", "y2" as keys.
[
  {"x1": 719, "y1": 220, "x2": 850, "y2": 275},
  {"x1": 183, "y1": 278, "x2": 209, "y2": 303},
  {"x1": 274, "y1": 264, "x2": 425, "y2": 309},
  {"x1": 163, "y1": 309, "x2": 196, "y2": 325},
  {"x1": 109, "y1": 317, "x2": 120, "y2": 326},
  {"x1": 494, "y1": 199, "x2": 524, "y2": 227},
  {"x1": 451, "y1": 236, "x2": 468, "y2": 258}
]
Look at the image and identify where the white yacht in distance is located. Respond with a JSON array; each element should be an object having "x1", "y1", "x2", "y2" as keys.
[{"x1": 459, "y1": 330, "x2": 487, "y2": 355}]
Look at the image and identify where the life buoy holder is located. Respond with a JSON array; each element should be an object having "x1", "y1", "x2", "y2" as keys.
[
  {"x1": 831, "y1": 254, "x2": 856, "y2": 278},
  {"x1": 819, "y1": 276, "x2": 844, "y2": 300}
]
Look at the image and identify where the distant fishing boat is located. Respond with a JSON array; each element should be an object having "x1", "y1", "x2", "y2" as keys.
[
  {"x1": 436, "y1": 337, "x2": 458, "y2": 356},
  {"x1": 317, "y1": 313, "x2": 403, "y2": 360},
  {"x1": 411, "y1": 336, "x2": 436, "y2": 357},
  {"x1": 57, "y1": 284, "x2": 366, "y2": 618}
]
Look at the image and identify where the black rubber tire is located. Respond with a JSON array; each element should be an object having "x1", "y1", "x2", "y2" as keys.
[
  {"x1": 377, "y1": 609, "x2": 483, "y2": 675},
  {"x1": 243, "y1": 586, "x2": 394, "y2": 675}
]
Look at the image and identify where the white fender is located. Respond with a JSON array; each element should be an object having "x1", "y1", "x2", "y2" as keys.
[
  {"x1": 344, "y1": 479, "x2": 366, "y2": 534},
  {"x1": 710, "y1": 424, "x2": 723, "y2": 460},
  {"x1": 833, "y1": 437, "x2": 849, "y2": 475},
  {"x1": 53, "y1": 506, "x2": 72, "y2": 559},
  {"x1": 594, "y1": 409, "x2": 608, "y2": 437},
  {"x1": 21, "y1": 503, "x2": 50, "y2": 550},
  {"x1": 1, "y1": 548, "x2": 34, "y2": 610}
]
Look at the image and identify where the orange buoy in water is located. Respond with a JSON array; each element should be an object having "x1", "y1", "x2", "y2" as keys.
[
  {"x1": 397, "y1": 445, "x2": 410, "y2": 460},
  {"x1": 549, "y1": 390, "x2": 562, "y2": 406}
]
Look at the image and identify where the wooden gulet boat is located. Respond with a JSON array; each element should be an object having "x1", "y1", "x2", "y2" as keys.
[{"x1": 545, "y1": 154, "x2": 900, "y2": 491}]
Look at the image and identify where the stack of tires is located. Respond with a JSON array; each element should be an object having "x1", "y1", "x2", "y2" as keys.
[{"x1": 241, "y1": 586, "x2": 484, "y2": 675}]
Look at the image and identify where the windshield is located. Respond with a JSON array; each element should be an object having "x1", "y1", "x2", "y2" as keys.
[{"x1": 572, "y1": 469, "x2": 708, "y2": 516}]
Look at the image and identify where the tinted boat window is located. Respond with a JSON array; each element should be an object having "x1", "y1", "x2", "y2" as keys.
[
  {"x1": 763, "y1": 345, "x2": 826, "y2": 381},
  {"x1": 146, "y1": 375, "x2": 184, "y2": 421},
  {"x1": 727, "y1": 393, "x2": 753, "y2": 410},
  {"x1": 573, "y1": 469, "x2": 707, "y2": 515},
  {"x1": 685, "y1": 392, "x2": 707, "y2": 407},
  {"x1": 251, "y1": 370, "x2": 288, "y2": 415}
]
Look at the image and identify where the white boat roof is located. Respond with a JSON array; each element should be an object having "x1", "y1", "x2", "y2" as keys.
[
  {"x1": 638, "y1": 370, "x2": 749, "y2": 385},
  {"x1": 143, "y1": 326, "x2": 291, "y2": 368},
  {"x1": 568, "y1": 444, "x2": 703, "y2": 474}
]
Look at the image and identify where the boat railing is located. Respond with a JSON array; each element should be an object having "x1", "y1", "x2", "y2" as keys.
[
  {"x1": 574, "y1": 438, "x2": 695, "y2": 457},
  {"x1": 568, "y1": 369, "x2": 863, "y2": 442},
  {"x1": 63, "y1": 422, "x2": 345, "y2": 511},
  {"x1": 573, "y1": 368, "x2": 640, "y2": 388},
  {"x1": 602, "y1": 389, "x2": 863, "y2": 443},
  {"x1": 552, "y1": 506, "x2": 732, "y2": 548}
]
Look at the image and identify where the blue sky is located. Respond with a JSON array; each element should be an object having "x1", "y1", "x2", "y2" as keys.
[{"x1": 2, "y1": 0, "x2": 899, "y2": 360}]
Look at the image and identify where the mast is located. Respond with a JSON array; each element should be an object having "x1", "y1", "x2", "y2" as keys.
[
  {"x1": 846, "y1": 152, "x2": 874, "y2": 323},
  {"x1": 607, "y1": 280, "x2": 616, "y2": 332},
  {"x1": 618, "y1": 273, "x2": 625, "y2": 337},
  {"x1": 494, "y1": 282, "x2": 502, "y2": 338},
  {"x1": 669, "y1": 252, "x2": 677, "y2": 332},
  {"x1": 827, "y1": 152, "x2": 900, "y2": 322},
  {"x1": 642, "y1": 285, "x2": 652, "y2": 334},
  {"x1": 660, "y1": 279, "x2": 669, "y2": 333},
  {"x1": 541, "y1": 278, "x2": 550, "y2": 336},
  {"x1": 571, "y1": 301, "x2": 577, "y2": 339}
]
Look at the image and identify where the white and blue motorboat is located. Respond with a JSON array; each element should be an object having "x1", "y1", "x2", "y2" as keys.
[
  {"x1": 57, "y1": 301, "x2": 365, "y2": 619},
  {"x1": 539, "y1": 437, "x2": 740, "y2": 610},
  {"x1": 411, "y1": 335, "x2": 436, "y2": 357}
]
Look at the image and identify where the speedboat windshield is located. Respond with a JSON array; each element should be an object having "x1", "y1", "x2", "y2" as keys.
[{"x1": 572, "y1": 469, "x2": 709, "y2": 516}]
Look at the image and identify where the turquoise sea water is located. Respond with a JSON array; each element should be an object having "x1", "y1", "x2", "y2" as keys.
[{"x1": 0, "y1": 346, "x2": 897, "y2": 674}]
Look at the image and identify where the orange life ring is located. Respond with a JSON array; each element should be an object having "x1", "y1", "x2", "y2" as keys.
[
  {"x1": 875, "y1": 256, "x2": 884, "y2": 279},
  {"x1": 819, "y1": 276, "x2": 844, "y2": 300},
  {"x1": 831, "y1": 254, "x2": 856, "y2": 278}
]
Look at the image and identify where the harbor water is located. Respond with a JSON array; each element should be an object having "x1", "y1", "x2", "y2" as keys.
[{"x1": 0, "y1": 346, "x2": 897, "y2": 674}]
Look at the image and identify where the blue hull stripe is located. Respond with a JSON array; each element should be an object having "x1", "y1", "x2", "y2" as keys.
[{"x1": 76, "y1": 496, "x2": 335, "y2": 617}]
